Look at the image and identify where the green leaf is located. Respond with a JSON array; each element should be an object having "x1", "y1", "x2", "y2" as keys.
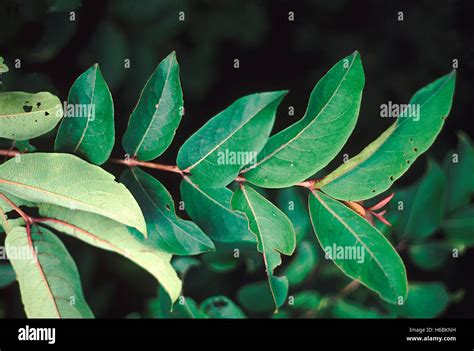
[
  {"x1": 13, "y1": 140, "x2": 37, "y2": 152},
  {"x1": 6, "y1": 225, "x2": 93, "y2": 318},
  {"x1": 177, "y1": 91, "x2": 287, "y2": 187},
  {"x1": 237, "y1": 280, "x2": 276, "y2": 314},
  {"x1": 444, "y1": 132, "x2": 474, "y2": 213},
  {"x1": 0, "y1": 153, "x2": 147, "y2": 235},
  {"x1": 172, "y1": 257, "x2": 201, "y2": 278},
  {"x1": 0, "y1": 91, "x2": 63, "y2": 140},
  {"x1": 200, "y1": 296, "x2": 246, "y2": 318},
  {"x1": 38, "y1": 204, "x2": 181, "y2": 303},
  {"x1": 442, "y1": 206, "x2": 474, "y2": 247},
  {"x1": 120, "y1": 167, "x2": 214, "y2": 255},
  {"x1": 122, "y1": 52, "x2": 183, "y2": 161},
  {"x1": 0, "y1": 263, "x2": 16, "y2": 288},
  {"x1": 149, "y1": 288, "x2": 206, "y2": 319},
  {"x1": 392, "y1": 160, "x2": 446, "y2": 242},
  {"x1": 282, "y1": 240, "x2": 319, "y2": 287},
  {"x1": 332, "y1": 300, "x2": 385, "y2": 318},
  {"x1": 243, "y1": 52, "x2": 365, "y2": 188},
  {"x1": 55, "y1": 64, "x2": 114, "y2": 165},
  {"x1": 319, "y1": 71, "x2": 456, "y2": 201},
  {"x1": 180, "y1": 176, "x2": 255, "y2": 243},
  {"x1": 408, "y1": 241, "x2": 451, "y2": 271},
  {"x1": 277, "y1": 187, "x2": 311, "y2": 242},
  {"x1": 388, "y1": 282, "x2": 450, "y2": 318},
  {"x1": 308, "y1": 190, "x2": 407, "y2": 304},
  {"x1": 231, "y1": 184, "x2": 296, "y2": 310},
  {"x1": 0, "y1": 57, "x2": 8, "y2": 73}
]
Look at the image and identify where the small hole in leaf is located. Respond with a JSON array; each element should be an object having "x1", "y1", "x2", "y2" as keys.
[
  {"x1": 36, "y1": 102, "x2": 41, "y2": 108},
  {"x1": 413, "y1": 147, "x2": 418, "y2": 152},
  {"x1": 389, "y1": 176, "x2": 394, "y2": 181},
  {"x1": 409, "y1": 138, "x2": 413, "y2": 142},
  {"x1": 22, "y1": 105, "x2": 32, "y2": 112},
  {"x1": 45, "y1": 112, "x2": 50, "y2": 116},
  {"x1": 372, "y1": 189, "x2": 376, "y2": 193},
  {"x1": 34, "y1": 119, "x2": 38, "y2": 122},
  {"x1": 165, "y1": 204, "x2": 171, "y2": 211},
  {"x1": 406, "y1": 160, "x2": 411, "y2": 164}
]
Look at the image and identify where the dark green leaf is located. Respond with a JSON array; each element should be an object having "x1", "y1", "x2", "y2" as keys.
[
  {"x1": 180, "y1": 176, "x2": 255, "y2": 243},
  {"x1": 277, "y1": 187, "x2": 311, "y2": 242},
  {"x1": 309, "y1": 190, "x2": 407, "y2": 304},
  {"x1": 442, "y1": 206, "x2": 474, "y2": 247},
  {"x1": 177, "y1": 91, "x2": 287, "y2": 187},
  {"x1": 333, "y1": 300, "x2": 385, "y2": 318},
  {"x1": 200, "y1": 296, "x2": 246, "y2": 318},
  {"x1": 121, "y1": 167, "x2": 214, "y2": 255},
  {"x1": 320, "y1": 71, "x2": 456, "y2": 201},
  {"x1": 282, "y1": 240, "x2": 319, "y2": 287},
  {"x1": 231, "y1": 184, "x2": 296, "y2": 310},
  {"x1": 409, "y1": 241, "x2": 452, "y2": 271},
  {"x1": 122, "y1": 52, "x2": 183, "y2": 161},
  {"x1": 55, "y1": 64, "x2": 114, "y2": 165},
  {"x1": 243, "y1": 51, "x2": 364, "y2": 187}
]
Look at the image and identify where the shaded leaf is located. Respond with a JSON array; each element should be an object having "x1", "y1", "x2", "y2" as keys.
[
  {"x1": 277, "y1": 187, "x2": 311, "y2": 242},
  {"x1": 309, "y1": 190, "x2": 407, "y2": 304},
  {"x1": 243, "y1": 51, "x2": 364, "y2": 187},
  {"x1": 122, "y1": 52, "x2": 183, "y2": 161},
  {"x1": 0, "y1": 263, "x2": 16, "y2": 289},
  {"x1": 320, "y1": 71, "x2": 456, "y2": 201},
  {"x1": 333, "y1": 300, "x2": 385, "y2": 318},
  {"x1": 55, "y1": 64, "x2": 114, "y2": 165},
  {"x1": 231, "y1": 184, "x2": 296, "y2": 310},
  {"x1": 177, "y1": 91, "x2": 287, "y2": 187},
  {"x1": 237, "y1": 280, "x2": 276, "y2": 314},
  {"x1": 408, "y1": 241, "x2": 452, "y2": 271},
  {"x1": 282, "y1": 240, "x2": 319, "y2": 287},
  {"x1": 180, "y1": 176, "x2": 255, "y2": 243},
  {"x1": 442, "y1": 206, "x2": 474, "y2": 247},
  {"x1": 200, "y1": 296, "x2": 246, "y2": 318},
  {"x1": 0, "y1": 91, "x2": 63, "y2": 140},
  {"x1": 121, "y1": 167, "x2": 214, "y2": 255}
]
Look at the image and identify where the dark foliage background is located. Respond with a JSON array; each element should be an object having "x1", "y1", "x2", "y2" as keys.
[{"x1": 0, "y1": 0, "x2": 473, "y2": 317}]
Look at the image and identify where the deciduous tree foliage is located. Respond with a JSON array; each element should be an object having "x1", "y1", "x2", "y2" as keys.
[{"x1": 0, "y1": 51, "x2": 461, "y2": 318}]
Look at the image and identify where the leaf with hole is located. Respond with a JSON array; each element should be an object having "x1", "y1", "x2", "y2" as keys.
[
  {"x1": 0, "y1": 92, "x2": 63, "y2": 140},
  {"x1": 319, "y1": 71, "x2": 456, "y2": 201}
]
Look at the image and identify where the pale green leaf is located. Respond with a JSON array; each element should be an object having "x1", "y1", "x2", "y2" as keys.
[
  {"x1": 0, "y1": 153, "x2": 147, "y2": 235},
  {"x1": 243, "y1": 51, "x2": 364, "y2": 187},
  {"x1": 0, "y1": 92, "x2": 63, "y2": 140},
  {"x1": 38, "y1": 204, "x2": 181, "y2": 303},
  {"x1": 320, "y1": 71, "x2": 456, "y2": 201},
  {"x1": 6, "y1": 225, "x2": 93, "y2": 318}
]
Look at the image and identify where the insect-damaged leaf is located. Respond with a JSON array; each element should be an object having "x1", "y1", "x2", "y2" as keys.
[
  {"x1": 0, "y1": 153, "x2": 147, "y2": 235},
  {"x1": 319, "y1": 71, "x2": 456, "y2": 201},
  {"x1": 308, "y1": 190, "x2": 407, "y2": 304},
  {"x1": 121, "y1": 167, "x2": 214, "y2": 255},
  {"x1": 231, "y1": 184, "x2": 296, "y2": 310},
  {"x1": 177, "y1": 91, "x2": 287, "y2": 188},
  {"x1": 242, "y1": 52, "x2": 364, "y2": 188},
  {"x1": 38, "y1": 204, "x2": 182, "y2": 303},
  {"x1": 0, "y1": 91, "x2": 63, "y2": 140},
  {"x1": 122, "y1": 52, "x2": 183, "y2": 161},
  {"x1": 55, "y1": 64, "x2": 114, "y2": 165},
  {"x1": 6, "y1": 225, "x2": 93, "y2": 318}
]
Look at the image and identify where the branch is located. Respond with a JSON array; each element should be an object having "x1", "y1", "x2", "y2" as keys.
[{"x1": 109, "y1": 158, "x2": 185, "y2": 175}]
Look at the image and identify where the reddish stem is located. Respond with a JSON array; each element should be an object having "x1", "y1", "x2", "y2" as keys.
[
  {"x1": 109, "y1": 158, "x2": 186, "y2": 175},
  {"x1": 0, "y1": 149, "x2": 21, "y2": 158}
]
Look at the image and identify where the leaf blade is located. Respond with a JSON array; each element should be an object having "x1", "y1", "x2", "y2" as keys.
[{"x1": 55, "y1": 64, "x2": 115, "y2": 165}]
